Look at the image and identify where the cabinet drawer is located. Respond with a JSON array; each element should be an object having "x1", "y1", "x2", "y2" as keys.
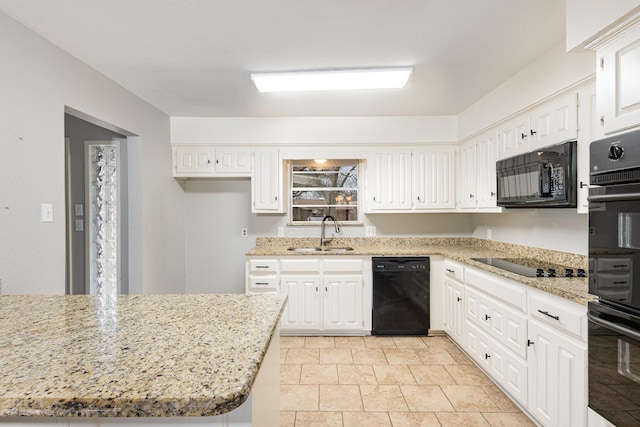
[
  {"x1": 248, "y1": 259, "x2": 279, "y2": 273},
  {"x1": 248, "y1": 276, "x2": 279, "y2": 292},
  {"x1": 280, "y1": 258, "x2": 322, "y2": 273},
  {"x1": 465, "y1": 267, "x2": 527, "y2": 311},
  {"x1": 323, "y1": 258, "x2": 363, "y2": 273},
  {"x1": 529, "y1": 289, "x2": 587, "y2": 340},
  {"x1": 444, "y1": 259, "x2": 464, "y2": 282}
]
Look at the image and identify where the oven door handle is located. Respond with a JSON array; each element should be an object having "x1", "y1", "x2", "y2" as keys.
[
  {"x1": 588, "y1": 311, "x2": 640, "y2": 341},
  {"x1": 588, "y1": 193, "x2": 640, "y2": 202}
]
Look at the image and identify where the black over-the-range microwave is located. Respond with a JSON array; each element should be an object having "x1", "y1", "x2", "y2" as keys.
[{"x1": 496, "y1": 140, "x2": 577, "y2": 208}]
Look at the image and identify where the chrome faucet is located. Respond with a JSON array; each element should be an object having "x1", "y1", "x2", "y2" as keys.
[{"x1": 320, "y1": 215, "x2": 340, "y2": 248}]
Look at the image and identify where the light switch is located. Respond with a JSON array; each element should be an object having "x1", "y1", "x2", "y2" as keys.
[
  {"x1": 365, "y1": 226, "x2": 376, "y2": 236},
  {"x1": 41, "y1": 203, "x2": 53, "y2": 223},
  {"x1": 75, "y1": 219, "x2": 84, "y2": 232},
  {"x1": 74, "y1": 204, "x2": 84, "y2": 217}
]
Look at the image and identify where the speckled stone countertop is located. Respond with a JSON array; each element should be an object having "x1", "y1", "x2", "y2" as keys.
[
  {"x1": 0, "y1": 294, "x2": 285, "y2": 417},
  {"x1": 246, "y1": 237, "x2": 592, "y2": 305}
]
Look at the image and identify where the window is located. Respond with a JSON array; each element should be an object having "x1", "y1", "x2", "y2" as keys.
[{"x1": 290, "y1": 159, "x2": 359, "y2": 222}]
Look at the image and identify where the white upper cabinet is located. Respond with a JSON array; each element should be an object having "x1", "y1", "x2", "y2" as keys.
[
  {"x1": 577, "y1": 83, "x2": 598, "y2": 214},
  {"x1": 496, "y1": 113, "x2": 531, "y2": 160},
  {"x1": 173, "y1": 145, "x2": 215, "y2": 176},
  {"x1": 412, "y1": 146, "x2": 456, "y2": 210},
  {"x1": 596, "y1": 20, "x2": 640, "y2": 134},
  {"x1": 366, "y1": 147, "x2": 456, "y2": 212},
  {"x1": 252, "y1": 147, "x2": 283, "y2": 213},
  {"x1": 456, "y1": 139, "x2": 477, "y2": 209},
  {"x1": 457, "y1": 131, "x2": 499, "y2": 211},
  {"x1": 530, "y1": 92, "x2": 578, "y2": 150},
  {"x1": 214, "y1": 146, "x2": 252, "y2": 175}
]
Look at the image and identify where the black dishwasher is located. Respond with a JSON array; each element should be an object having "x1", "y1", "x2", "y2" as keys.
[{"x1": 372, "y1": 257, "x2": 430, "y2": 335}]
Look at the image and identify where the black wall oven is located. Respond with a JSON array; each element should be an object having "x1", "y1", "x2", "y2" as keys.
[{"x1": 588, "y1": 129, "x2": 640, "y2": 426}]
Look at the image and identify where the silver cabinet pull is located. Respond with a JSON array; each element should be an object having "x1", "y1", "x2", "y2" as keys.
[{"x1": 537, "y1": 309, "x2": 559, "y2": 321}]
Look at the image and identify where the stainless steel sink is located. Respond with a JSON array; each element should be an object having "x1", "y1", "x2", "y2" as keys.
[{"x1": 287, "y1": 246, "x2": 354, "y2": 253}]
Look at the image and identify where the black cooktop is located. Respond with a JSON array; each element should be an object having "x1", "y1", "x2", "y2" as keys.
[{"x1": 472, "y1": 257, "x2": 586, "y2": 278}]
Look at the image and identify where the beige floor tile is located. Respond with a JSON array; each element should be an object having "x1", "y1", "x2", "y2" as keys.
[
  {"x1": 286, "y1": 348, "x2": 320, "y2": 364},
  {"x1": 364, "y1": 336, "x2": 397, "y2": 348},
  {"x1": 393, "y1": 336, "x2": 429, "y2": 349},
  {"x1": 440, "y1": 385, "x2": 500, "y2": 412},
  {"x1": 373, "y1": 364, "x2": 416, "y2": 385},
  {"x1": 352, "y1": 348, "x2": 388, "y2": 364},
  {"x1": 383, "y1": 348, "x2": 422, "y2": 364},
  {"x1": 280, "y1": 410, "x2": 296, "y2": 427},
  {"x1": 343, "y1": 411, "x2": 392, "y2": 427},
  {"x1": 401, "y1": 385, "x2": 455, "y2": 412},
  {"x1": 280, "y1": 384, "x2": 319, "y2": 411},
  {"x1": 422, "y1": 336, "x2": 457, "y2": 349},
  {"x1": 281, "y1": 336, "x2": 306, "y2": 348},
  {"x1": 338, "y1": 364, "x2": 378, "y2": 385},
  {"x1": 388, "y1": 412, "x2": 441, "y2": 427},
  {"x1": 444, "y1": 364, "x2": 493, "y2": 385},
  {"x1": 294, "y1": 411, "x2": 343, "y2": 426},
  {"x1": 360, "y1": 385, "x2": 409, "y2": 411},
  {"x1": 319, "y1": 384, "x2": 363, "y2": 411},
  {"x1": 445, "y1": 346, "x2": 474, "y2": 364},
  {"x1": 301, "y1": 364, "x2": 338, "y2": 384},
  {"x1": 281, "y1": 364, "x2": 302, "y2": 384},
  {"x1": 280, "y1": 348, "x2": 288, "y2": 364},
  {"x1": 415, "y1": 348, "x2": 458, "y2": 364},
  {"x1": 436, "y1": 412, "x2": 490, "y2": 427},
  {"x1": 482, "y1": 412, "x2": 537, "y2": 426},
  {"x1": 335, "y1": 336, "x2": 366, "y2": 349},
  {"x1": 305, "y1": 336, "x2": 336, "y2": 348},
  {"x1": 409, "y1": 364, "x2": 456, "y2": 385},
  {"x1": 320, "y1": 347, "x2": 354, "y2": 364},
  {"x1": 483, "y1": 384, "x2": 521, "y2": 412}
]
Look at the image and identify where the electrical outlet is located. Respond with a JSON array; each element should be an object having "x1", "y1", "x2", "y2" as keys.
[
  {"x1": 241, "y1": 228, "x2": 248, "y2": 238},
  {"x1": 74, "y1": 204, "x2": 84, "y2": 217},
  {"x1": 277, "y1": 227, "x2": 284, "y2": 237},
  {"x1": 365, "y1": 226, "x2": 376, "y2": 236},
  {"x1": 75, "y1": 219, "x2": 84, "y2": 232},
  {"x1": 487, "y1": 228, "x2": 492, "y2": 240}
]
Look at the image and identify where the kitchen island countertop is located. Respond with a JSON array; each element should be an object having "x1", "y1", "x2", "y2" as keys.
[{"x1": 0, "y1": 293, "x2": 285, "y2": 418}]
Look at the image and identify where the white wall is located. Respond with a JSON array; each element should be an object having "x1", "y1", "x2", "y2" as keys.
[{"x1": 0, "y1": 12, "x2": 185, "y2": 294}]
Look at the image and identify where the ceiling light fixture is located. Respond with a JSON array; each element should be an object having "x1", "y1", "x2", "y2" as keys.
[{"x1": 251, "y1": 67, "x2": 413, "y2": 93}]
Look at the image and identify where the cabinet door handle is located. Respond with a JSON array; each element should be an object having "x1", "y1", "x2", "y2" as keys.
[
  {"x1": 527, "y1": 339, "x2": 535, "y2": 347},
  {"x1": 274, "y1": 196, "x2": 278, "y2": 201},
  {"x1": 216, "y1": 159, "x2": 220, "y2": 164},
  {"x1": 456, "y1": 297, "x2": 462, "y2": 302},
  {"x1": 316, "y1": 287, "x2": 318, "y2": 292},
  {"x1": 521, "y1": 133, "x2": 528, "y2": 139},
  {"x1": 256, "y1": 266, "x2": 270, "y2": 269},
  {"x1": 537, "y1": 309, "x2": 560, "y2": 321},
  {"x1": 490, "y1": 191, "x2": 496, "y2": 197},
  {"x1": 579, "y1": 181, "x2": 588, "y2": 189},
  {"x1": 207, "y1": 159, "x2": 211, "y2": 164},
  {"x1": 446, "y1": 268, "x2": 455, "y2": 273},
  {"x1": 484, "y1": 314, "x2": 491, "y2": 321},
  {"x1": 255, "y1": 282, "x2": 269, "y2": 286},
  {"x1": 373, "y1": 196, "x2": 377, "y2": 202},
  {"x1": 530, "y1": 129, "x2": 537, "y2": 136},
  {"x1": 469, "y1": 194, "x2": 475, "y2": 198},
  {"x1": 484, "y1": 353, "x2": 491, "y2": 359},
  {"x1": 600, "y1": 115, "x2": 605, "y2": 126},
  {"x1": 417, "y1": 196, "x2": 421, "y2": 201}
]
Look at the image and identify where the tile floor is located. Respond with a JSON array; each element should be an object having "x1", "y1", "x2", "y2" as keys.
[{"x1": 280, "y1": 335, "x2": 536, "y2": 427}]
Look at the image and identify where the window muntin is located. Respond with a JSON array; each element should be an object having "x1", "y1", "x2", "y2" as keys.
[{"x1": 291, "y1": 160, "x2": 359, "y2": 222}]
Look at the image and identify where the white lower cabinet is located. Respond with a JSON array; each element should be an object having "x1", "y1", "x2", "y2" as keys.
[
  {"x1": 443, "y1": 260, "x2": 588, "y2": 427},
  {"x1": 277, "y1": 257, "x2": 369, "y2": 335}
]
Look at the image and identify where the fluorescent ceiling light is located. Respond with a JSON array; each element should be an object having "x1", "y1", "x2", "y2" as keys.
[{"x1": 251, "y1": 67, "x2": 412, "y2": 93}]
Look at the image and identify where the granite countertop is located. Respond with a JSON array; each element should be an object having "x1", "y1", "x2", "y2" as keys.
[
  {"x1": 0, "y1": 293, "x2": 286, "y2": 417},
  {"x1": 246, "y1": 237, "x2": 592, "y2": 305}
]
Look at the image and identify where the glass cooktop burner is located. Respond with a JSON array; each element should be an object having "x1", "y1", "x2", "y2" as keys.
[{"x1": 471, "y1": 257, "x2": 585, "y2": 278}]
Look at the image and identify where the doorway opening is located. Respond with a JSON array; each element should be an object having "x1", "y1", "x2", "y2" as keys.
[{"x1": 64, "y1": 109, "x2": 141, "y2": 295}]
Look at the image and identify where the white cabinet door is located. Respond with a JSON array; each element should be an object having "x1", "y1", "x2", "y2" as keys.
[
  {"x1": 215, "y1": 147, "x2": 252, "y2": 174},
  {"x1": 174, "y1": 146, "x2": 215, "y2": 176},
  {"x1": 323, "y1": 275, "x2": 363, "y2": 330},
  {"x1": 528, "y1": 320, "x2": 587, "y2": 427},
  {"x1": 444, "y1": 277, "x2": 464, "y2": 346},
  {"x1": 597, "y1": 22, "x2": 640, "y2": 134},
  {"x1": 367, "y1": 149, "x2": 412, "y2": 211},
  {"x1": 456, "y1": 140, "x2": 477, "y2": 209},
  {"x1": 530, "y1": 93, "x2": 578, "y2": 150},
  {"x1": 252, "y1": 148, "x2": 283, "y2": 213},
  {"x1": 497, "y1": 113, "x2": 531, "y2": 160},
  {"x1": 412, "y1": 146, "x2": 456, "y2": 210},
  {"x1": 577, "y1": 84, "x2": 597, "y2": 214},
  {"x1": 475, "y1": 129, "x2": 498, "y2": 208},
  {"x1": 280, "y1": 275, "x2": 321, "y2": 330}
]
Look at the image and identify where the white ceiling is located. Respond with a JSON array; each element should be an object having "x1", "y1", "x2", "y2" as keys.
[{"x1": 0, "y1": 0, "x2": 566, "y2": 117}]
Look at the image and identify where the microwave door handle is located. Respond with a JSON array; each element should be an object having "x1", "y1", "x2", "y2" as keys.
[{"x1": 587, "y1": 311, "x2": 640, "y2": 341}]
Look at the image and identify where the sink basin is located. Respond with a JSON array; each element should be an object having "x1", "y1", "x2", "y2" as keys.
[
  {"x1": 287, "y1": 246, "x2": 354, "y2": 253},
  {"x1": 287, "y1": 247, "x2": 323, "y2": 253}
]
